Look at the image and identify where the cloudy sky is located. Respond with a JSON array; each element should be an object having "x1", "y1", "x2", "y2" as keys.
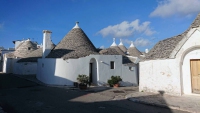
[{"x1": 0, "y1": 0, "x2": 200, "y2": 51}]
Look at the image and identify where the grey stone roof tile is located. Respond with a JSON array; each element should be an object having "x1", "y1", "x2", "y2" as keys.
[
  {"x1": 145, "y1": 13, "x2": 200, "y2": 60},
  {"x1": 5, "y1": 52, "x2": 16, "y2": 58},
  {"x1": 17, "y1": 44, "x2": 56, "y2": 62},
  {"x1": 99, "y1": 48, "x2": 120, "y2": 55},
  {"x1": 17, "y1": 48, "x2": 43, "y2": 62},
  {"x1": 14, "y1": 40, "x2": 37, "y2": 58},
  {"x1": 127, "y1": 47, "x2": 142, "y2": 58},
  {"x1": 47, "y1": 28, "x2": 98, "y2": 59},
  {"x1": 118, "y1": 45, "x2": 127, "y2": 53},
  {"x1": 110, "y1": 46, "x2": 126, "y2": 56}
]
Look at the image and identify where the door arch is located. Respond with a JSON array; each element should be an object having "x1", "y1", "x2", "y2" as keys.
[
  {"x1": 181, "y1": 46, "x2": 200, "y2": 94},
  {"x1": 89, "y1": 58, "x2": 98, "y2": 85}
]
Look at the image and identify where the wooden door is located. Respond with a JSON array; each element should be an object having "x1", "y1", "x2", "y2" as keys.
[{"x1": 191, "y1": 59, "x2": 200, "y2": 94}]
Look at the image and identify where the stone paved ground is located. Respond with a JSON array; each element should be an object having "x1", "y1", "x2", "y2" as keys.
[
  {"x1": 0, "y1": 73, "x2": 189, "y2": 113},
  {"x1": 0, "y1": 107, "x2": 5, "y2": 113},
  {"x1": 126, "y1": 92, "x2": 200, "y2": 113}
]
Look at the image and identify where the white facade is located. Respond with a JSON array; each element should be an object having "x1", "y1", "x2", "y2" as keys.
[
  {"x1": 2, "y1": 57, "x2": 37, "y2": 75},
  {"x1": 13, "y1": 62, "x2": 37, "y2": 75},
  {"x1": 139, "y1": 27, "x2": 200, "y2": 95},
  {"x1": 0, "y1": 50, "x2": 15, "y2": 71},
  {"x1": 37, "y1": 55, "x2": 138, "y2": 86},
  {"x1": 3, "y1": 57, "x2": 18, "y2": 73}
]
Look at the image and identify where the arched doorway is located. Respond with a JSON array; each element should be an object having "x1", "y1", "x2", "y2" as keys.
[
  {"x1": 89, "y1": 58, "x2": 98, "y2": 85},
  {"x1": 181, "y1": 46, "x2": 200, "y2": 94}
]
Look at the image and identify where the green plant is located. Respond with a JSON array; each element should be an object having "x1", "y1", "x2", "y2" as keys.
[
  {"x1": 77, "y1": 74, "x2": 89, "y2": 86},
  {"x1": 107, "y1": 76, "x2": 122, "y2": 87}
]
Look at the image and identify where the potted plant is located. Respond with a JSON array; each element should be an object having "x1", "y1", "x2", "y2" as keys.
[
  {"x1": 77, "y1": 74, "x2": 89, "y2": 90},
  {"x1": 107, "y1": 76, "x2": 122, "y2": 88}
]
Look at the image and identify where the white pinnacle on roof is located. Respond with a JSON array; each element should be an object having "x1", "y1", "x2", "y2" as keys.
[
  {"x1": 130, "y1": 41, "x2": 135, "y2": 47},
  {"x1": 73, "y1": 21, "x2": 80, "y2": 29},
  {"x1": 111, "y1": 38, "x2": 117, "y2": 47},
  {"x1": 26, "y1": 38, "x2": 31, "y2": 42},
  {"x1": 119, "y1": 39, "x2": 123, "y2": 45}
]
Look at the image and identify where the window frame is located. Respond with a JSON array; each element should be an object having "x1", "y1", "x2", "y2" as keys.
[{"x1": 110, "y1": 61, "x2": 115, "y2": 69}]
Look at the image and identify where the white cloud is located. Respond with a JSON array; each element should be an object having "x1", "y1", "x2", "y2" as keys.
[
  {"x1": 134, "y1": 38, "x2": 152, "y2": 47},
  {"x1": 99, "y1": 45, "x2": 105, "y2": 49},
  {"x1": 150, "y1": 0, "x2": 200, "y2": 18},
  {"x1": 122, "y1": 38, "x2": 152, "y2": 47},
  {"x1": 98, "y1": 19, "x2": 155, "y2": 38},
  {"x1": 121, "y1": 39, "x2": 132, "y2": 45}
]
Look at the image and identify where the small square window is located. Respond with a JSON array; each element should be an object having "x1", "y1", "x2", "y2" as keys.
[
  {"x1": 110, "y1": 61, "x2": 115, "y2": 69},
  {"x1": 28, "y1": 47, "x2": 31, "y2": 50}
]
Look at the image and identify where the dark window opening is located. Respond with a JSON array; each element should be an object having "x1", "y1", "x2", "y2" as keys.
[
  {"x1": 110, "y1": 61, "x2": 115, "y2": 69},
  {"x1": 28, "y1": 47, "x2": 31, "y2": 50}
]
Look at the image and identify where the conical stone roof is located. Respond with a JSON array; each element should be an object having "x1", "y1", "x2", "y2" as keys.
[
  {"x1": 18, "y1": 43, "x2": 55, "y2": 62},
  {"x1": 146, "y1": 13, "x2": 200, "y2": 60},
  {"x1": 127, "y1": 41, "x2": 142, "y2": 58},
  {"x1": 110, "y1": 46, "x2": 126, "y2": 56},
  {"x1": 118, "y1": 39, "x2": 127, "y2": 53},
  {"x1": 47, "y1": 22, "x2": 98, "y2": 59},
  {"x1": 99, "y1": 48, "x2": 121, "y2": 55},
  {"x1": 110, "y1": 38, "x2": 126, "y2": 56},
  {"x1": 14, "y1": 39, "x2": 37, "y2": 58},
  {"x1": 17, "y1": 48, "x2": 42, "y2": 62}
]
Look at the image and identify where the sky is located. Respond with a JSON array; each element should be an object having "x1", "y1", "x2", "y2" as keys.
[{"x1": 0, "y1": 0, "x2": 200, "y2": 52}]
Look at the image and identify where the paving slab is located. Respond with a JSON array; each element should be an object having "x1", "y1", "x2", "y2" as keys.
[{"x1": 126, "y1": 92, "x2": 200, "y2": 113}]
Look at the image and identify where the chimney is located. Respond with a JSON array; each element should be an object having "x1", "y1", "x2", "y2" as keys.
[
  {"x1": 43, "y1": 30, "x2": 52, "y2": 58},
  {"x1": 145, "y1": 49, "x2": 149, "y2": 53}
]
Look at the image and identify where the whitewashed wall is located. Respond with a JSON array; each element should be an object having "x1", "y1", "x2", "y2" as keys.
[
  {"x1": 122, "y1": 65, "x2": 138, "y2": 86},
  {"x1": 3, "y1": 56, "x2": 37, "y2": 75},
  {"x1": 139, "y1": 59, "x2": 181, "y2": 95},
  {"x1": 3, "y1": 58, "x2": 18, "y2": 73},
  {"x1": 139, "y1": 28, "x2": 200, "y2": 96},
  {"x1": 181, "y1": 49, "x2": 200, "y2": 94},
  {"x1": 176, "y1": 28, "x2": 200, "y2": 95},
  {"x1": 13, "y1": 62, "x2": 37, "y2": 75},
  {"x1": 0, "y1": 50, "x2": 14, "y2": 72},
  {"x1": 37, "y1": 55, "x2": 138, "y2": 86}
]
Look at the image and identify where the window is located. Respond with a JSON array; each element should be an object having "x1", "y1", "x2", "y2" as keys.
[
  {"x1": 28, "y1": 47, "x2": 31, "y2": 50},
  {"x1": 110, "y1": 61, "x2": 115, "y2": 69}
]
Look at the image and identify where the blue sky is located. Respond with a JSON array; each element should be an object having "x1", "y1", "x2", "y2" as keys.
[{"x1": 0, "y1": 0, "x2": 200, "y2": 52}]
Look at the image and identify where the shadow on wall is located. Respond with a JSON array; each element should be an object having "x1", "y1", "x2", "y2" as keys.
[
  {"x1": 37, "y1": 58, "x2": 79, "y2": 86},
  {"x1": 0, "y1": 74, "x2": 175, "y2": 113}
]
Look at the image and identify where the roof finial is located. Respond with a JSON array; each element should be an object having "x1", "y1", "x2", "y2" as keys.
[
  {"x1": 119, "y1": 39, "x2": 123, "y2": 45},
  {"x1": 73, "y1": 21, "x2": 80, "y2": 29},
  {"x1": 111, "y1": 38, "x2": 117, "y2": 47},
  {"x1": 130, "y1": 41, "x2": 135, "y2": 47}
]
